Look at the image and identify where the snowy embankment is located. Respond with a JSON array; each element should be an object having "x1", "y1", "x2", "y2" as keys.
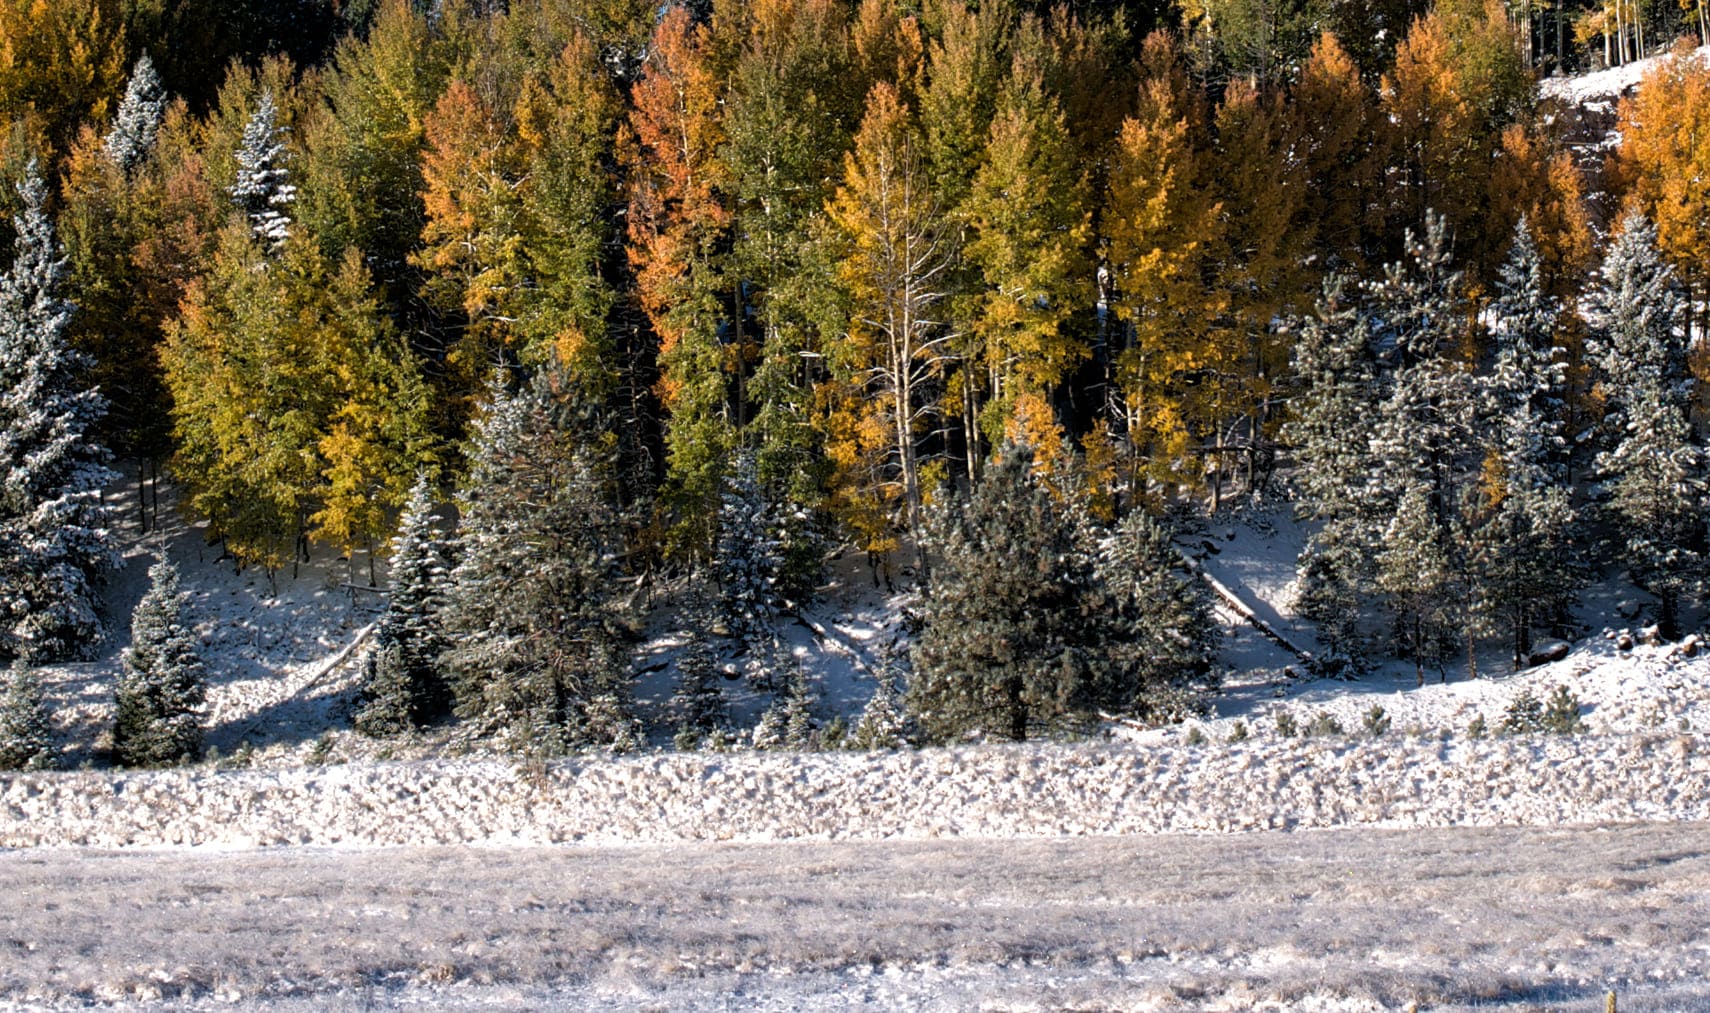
[{"x1": 2, "y1": 723, "x2": 1703, "y2": 848}]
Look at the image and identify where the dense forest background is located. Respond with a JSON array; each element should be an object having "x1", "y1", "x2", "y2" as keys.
[{"x1": 4, "y1": 0, "x2": 1710, "y2": 750}]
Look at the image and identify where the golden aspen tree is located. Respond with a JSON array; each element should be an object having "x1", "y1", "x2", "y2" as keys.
[
  {"x1": 1102, "y1": 32, "x2": 1222, "y2": 498},
  {"x1": 622, "y1": 5, "x2": 732, "y2": 555},
  {"x1": 825, "y1": 82, "x2": 954, "y2": 548},
  {"x1": 1209, "y1": 76, "x2": 1310, "y2": 508},
  {"x1": 962, "y1": 56, "x2": 1091, "y2": 461},
  {"x1": 412, "y1": 78, "x2": 524, "y2": 398},
  {"x1": 1616, "y1": 39, "x2": 1710, "y2": 342},
  {"x1": 849, "y1": 0, "x2": 925, "y2": 108},
  {"x1": 0, "y1": 0, "x2": 126, "y2": 163},
  {"x1": 1290, "y1": 32, "x2": 1386, "y2": 273}
]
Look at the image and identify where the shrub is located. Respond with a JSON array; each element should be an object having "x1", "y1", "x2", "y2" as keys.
[
  {"x1": 1362, "y1": 705, "x2": 1391, "y2": 738},
  {"x1": 1541, "y1": 685, "x2": 1585, "y2": 734}
]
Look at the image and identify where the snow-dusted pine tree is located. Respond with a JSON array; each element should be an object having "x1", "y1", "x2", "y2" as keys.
[
  {"x1": 113, "y1": 556, "x2": 206, "y2": 767},
  {"x1": 1589, "y1": 213, "x2": 1703, "y2": 641},
  {"x1": 1092, "y1": 509, "x2": 1218, "y2": 718},
  {"x1": 103, "y1": 54, "x2": 167, "y2": 176},
  {"x1": 715, "y1": 450, "x2": 782, "y2": 649},
  {"x1": 1470, "y1": 220, "x2": 1578, "y2": 667},
  {"x1": 355, "y1": 474, "x2": 452, "y2": 737},
  {"x1": 1365, "y1": 213, "x2": 1481, "y2": 683},
  {"x1": 850, "y1": 664, "x2": 906, "y2": 750},
  {"x1": 0, "y1": 661, "x2": 52, "y2": 770},
  {"x1": 0, "y1": 161, "x2": 118, "y2": 663},
  {"x1": 670, "y1": 634, "x2": 726, "y2": 749},
  {"x1": 1283, "y1": 274, "x2": 1380, "y2": 663},
  {"x1": 439, "y1": 369, "x2": 633, "y2": 755},
  {"x1": 229, "y1": 90, "x2": 296, "y2": 253}
]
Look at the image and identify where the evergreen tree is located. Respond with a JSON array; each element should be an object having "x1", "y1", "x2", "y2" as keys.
[
  {"x1": 1283, "y1": 275, "x2": 1379, "y2": 663},
  {"x1": 908, "y1": 447, "x2": 1211, "y2": 741},
  {"x1": 670, "y1": 634, "x2": 726, "y2": 748},
  {"x1": 0, "y1": 660, "x2": 51, "y2": 770},
  {"x1": 104, "y1": 54, "x2": 167, "y2": 177},
  {"x1": 0, "y1": 162, "x2": 117, "y2": 663},
  {"x1": 1590, "y1": 214, "x2": 1703, "y2": 641},
  {"x1": 1092, "y1": 508, "x2": 1219, "y2": 718},
  {"x1": 1366, "y1": 213, "x2": 1481, "y2": 683},
  {"x1": 354, "y1": 474, "x2": 451, "y2": 736},
  {"x1": 439, "y1": 368, "x2": 634, "y2": 755},
  {"x1": 1469, "y1": 220, "x2": 1578, "y2": 667},
  {"x1": 229, "y1": 89, "x2": 296, "y2": 253},
  {"x1": 850, "y1": 664, "x2": 906, "y2": 749},
  {"x1": 112, "y1": 556, "x2": 206, "y2": 767},
  {"x1": 715, "y1": 450, "x2": 782, "y2": 651}
]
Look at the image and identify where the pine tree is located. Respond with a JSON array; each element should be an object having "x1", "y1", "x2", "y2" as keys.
[
  {"x1": 715, "y1": 450, "x2": 782, "y2": 651},
  {"x1": 439, "y1": 368, "x2": 634, "y2": 754},
  {"x1": 1092, "y1": 509, "x2": 1219, "y2": 719},
  {"x1": 354, "y1": 474, "x2": 451, "y2": 737},
  {"x1": 1365, "y1": 213, "x2": 1481, "y2": 684},
  {"x1": 670, "y1": 634, "x2": 726, "y2": 748},
  {"x1": 113, "y1": 556, "x2": 206, "y2": 767},
  {"x1": 1469, "y1": 220, "x2": 1578, "y2": 667},
  {"x1": 1283, "y1": 274, "x2": 1379, "y2": 663},
  {"x1": 1590, "y1": 214, "x2": 1703, "y2": 642},
  {"x1": 0, "y1": 660, "x2": 50, "y2": 770},
  {"x1": 0, "y1": 161, "x2": 117, "y2": 663},
  {"x1": 104, "y1": 54, "x2": 167, "y2": 177},
  {"x1": 850, "y1": 664, "x2": 906, "y2": 749},
  {"x1": 229, "y1": 89, "x2": 296, "y2": 253}
]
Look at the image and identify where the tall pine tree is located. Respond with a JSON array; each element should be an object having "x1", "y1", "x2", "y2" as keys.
[
  {"x1": 113, "y1": 556, "x2": 206, "y2": 767},
  {"x1": 0, "y1": 161, "x2": 117, "y2": 663}
]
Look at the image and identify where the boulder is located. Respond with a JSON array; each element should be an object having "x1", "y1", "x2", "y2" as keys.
[{"x1": 1527, "y1": 639, "x2": 1571, "y2": 666}]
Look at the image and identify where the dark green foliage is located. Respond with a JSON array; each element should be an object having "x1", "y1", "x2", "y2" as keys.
[
  {"x1": 1541, "y1": 685, "x2": 1585, "y2": 734},
  {"x1": 113, "y1": 557, "x2": 207, "y2": 767},
  {"x1": 0, "y1": 661, "x2": 51, "y2": 770},
  {"x1": 850, "y1": 665, "x2": 906, "y2": 750},
  {"x1": 670, "y1": 635, "x2": 726, "y2": 749},
  {"x1": 1501, "y1": 689, "x2": 1544, "y2": 735},
  {"x1": 1275, "y1": 710, "x2": 1298, "y2": 737},
  {"x1": 909, "y1": 448, "x2": 1214, "y2": 743},
  {"x1": 1362, "y1": 704, "x2": 1390, "y2": 738},
  {"x1": 715, "y1": 450, "x2": 782, "y2": 649},
  {"x1": 354, "y1": 474, "x2": 452, "y2": 737},
  {"x1": 439, "y1": 368, "x2": 635, "y2": 756},
  {"x1": 1305, "y1": 711, "x2": 1343, "y2": 737}
]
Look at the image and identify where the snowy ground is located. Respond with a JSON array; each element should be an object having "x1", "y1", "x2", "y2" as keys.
[{"x1": 4, "y1": 823, "x2": 1710, "y2": 1011}]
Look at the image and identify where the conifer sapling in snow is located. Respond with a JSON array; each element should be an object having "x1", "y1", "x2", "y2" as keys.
[
  {"x1": 0, "y1": 161, "x2": 118, "y2": 663},
  {"x1": 851, "y1": 663, "x2": 907, "y2": 750},
  {"x1": 113, "y1": 556, "x2": 207, "y2": 767},
  {"x1": 716, "y1": 450, "x2": 783, "y2": 660},
  {"x1": 0, "y1": 661, "x2": 52, "y2": 770},
  {"x1": 671, "y1": 634, "x2": 727, "y2": 749},
  {"x1": 355, "y1": 474, "x2": 452, "y2": 737}
]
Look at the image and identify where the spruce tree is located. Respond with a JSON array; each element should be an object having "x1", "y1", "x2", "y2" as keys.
[
  {"x1": 229, "y1": 89, "x2": 296, "y2": 253},
  {"x1": 354, "y1": 474, "x2": 451, "y2": 736},
  {"x1": 0, "y1": 161, "x2": 118, "y2": 663},
  {"x1": 1590, "y1": 214, "x2": 1703, "y2": 641},
  {"x1": 851, "y1": 664, "x2": 906, "y2": 750},
  {"x1": 1470, "y1": 220, "x2": 1578, "y2": 667},
  {"x1": 104, "y1": 54, "x2": 167, "y2": 177},
  {"x1": 715, "y1": 450, "x2": 782, "y2": 652},
  {"x1": 439, "y1": 369, "x2": 634, "y2": 754},
  {"x1": 1283, "y1": 274, "x2": 1380, "y2": 663},
  {"x1": 113, "y1": 556, "x2": 207, "y2": 767},
  {"x1": 1365, "y1": 213, "x2": 1481, "y2": 683},
  {"x1": 0, "y1": 660, "x2": 51, "y2": 770},
  {"x1": 1092, "y1": 509, "x2": 1219, "y2": 719},
  {"x1": 670, "y1": 634, "x2": 725, "y2": 749}
]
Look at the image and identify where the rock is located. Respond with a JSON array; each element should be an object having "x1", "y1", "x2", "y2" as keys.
[
  {"x1": 1641, "y1": 625, "x2": 1662, "y2": 646},
  {"x1": 1618, "y1": 599, "x2": 1644, "y2": 620},
  {"x1": 1681, "y1": 635, "x2": 1701, "y2": 658},
  {"x1": 1617, "y1": 633, "x2": 1635, "y2": 652},
  {"x1": 1200, "y1": 539, "x2": 1222, "y2": 556},
  {"x1": 1222, "y1": 528, "x2": 1237, "y2": 541},
  {"x1": 1527, "y1": 639, "x2": 1571, "y2": 666}
]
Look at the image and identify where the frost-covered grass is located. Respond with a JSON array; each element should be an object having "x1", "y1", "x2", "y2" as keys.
[{"x1": 3, "y1": 823, "x2": 1709, "y2": 1010}]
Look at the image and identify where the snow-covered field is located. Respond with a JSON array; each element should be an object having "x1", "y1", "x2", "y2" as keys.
[{"x1": 5, "y1": 823, "x2": 1710, "y2": 1011}]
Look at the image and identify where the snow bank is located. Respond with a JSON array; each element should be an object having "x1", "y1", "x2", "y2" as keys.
[
  {"x1": 1541, "y1": 44, "x2": 1710, "y2": 104},
  {"x1": 2, "y1": 729, "x2": 1704, "y2": 848}
]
